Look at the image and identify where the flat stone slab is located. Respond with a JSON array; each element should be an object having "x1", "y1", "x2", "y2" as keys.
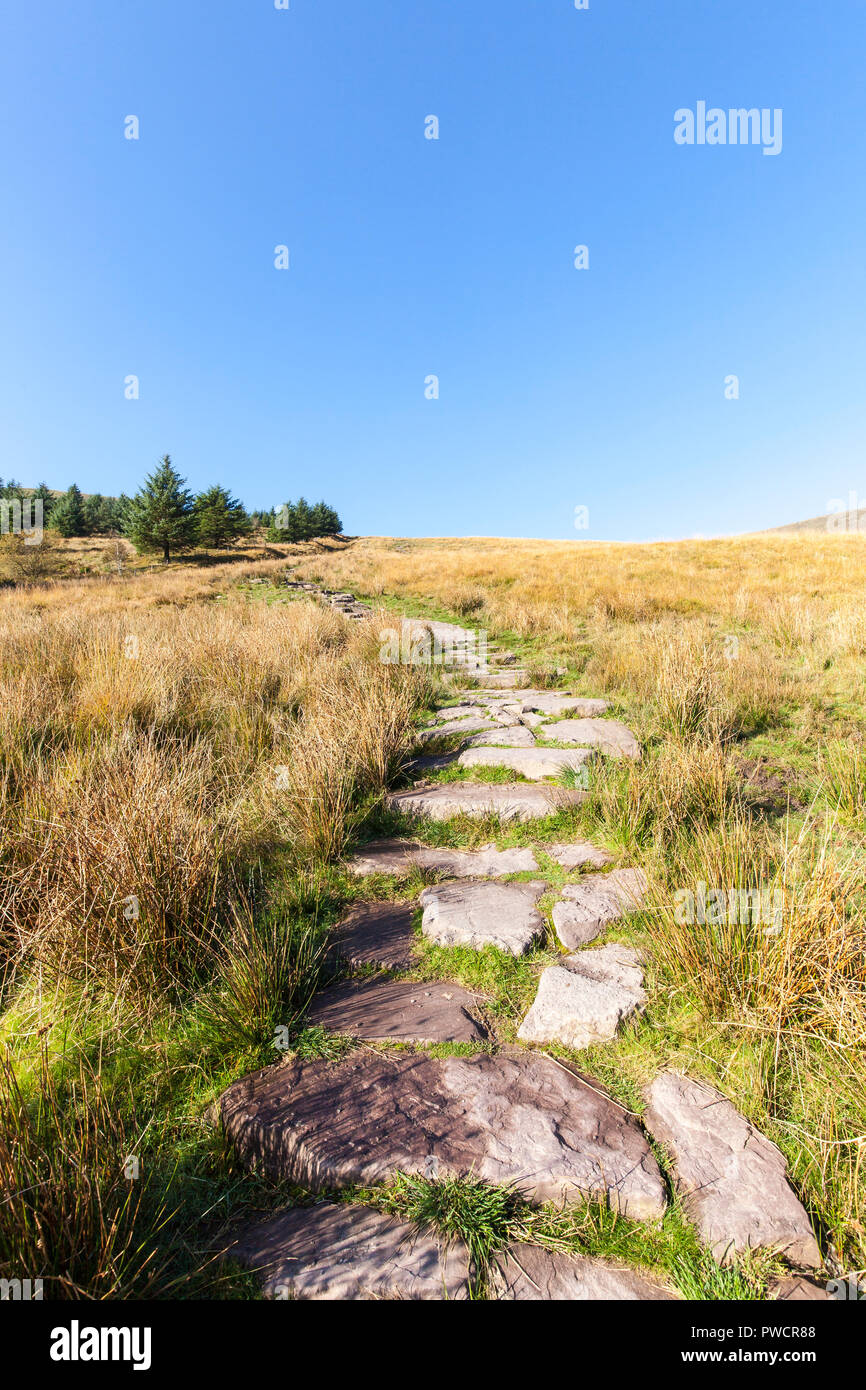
[
  {"x1": 419, "y1": 880, "x2": 547, "y2": 955},
  {"x1": 306, "y1": 978, "x2": 486, "y2": 1043},
  {"x1": 520, "y1": 694, "x2": 610, "y2": 718},
  {"x1": 388, "y1": 783, "x2": 587, "y2": 822},
  {"x1": 431, "y1": 704, "x2": 490, "y2": 722},
  {"x1": 327, "y1": 902, "x2": 416, "y2": 971},
  {"x1": 458, "y1": 746, "x2": 594, "y2": 781},
  {"x1": 465, "y1": 725, "x2": 537, "y2": 748},
  {"x1": 229, "y1": 1203, "x2": 470, "y2": 1300},
  {"x1": 416, "y1": 717, "x2": 498, "y2": 742},
  {"x1": 518, "y1": 945, "x2": 646, "y2": 1049},
  {"x1": 768, "y1": 1275, "x2": 830, "y2": 1302},
  {"x1": 491, "y1": 1244, "x2": 676, "y2": 1301},
  {"x1": 552, "y1": 868, "x2": 648, "y2": 948},
  {"x1": 539, "y1": 718, "x2": 641, "y2": 760},
  {"x1": 473, "y1": 670, "x2": 527, "y2": 688},
  {"x1": 644, "y1": 1073, "x2": 822, "y2": 1267},
  {"x1": 347, "y1": 838, "x2": 540, "y2": 878},
  {"x1": 546, "y1": 841, "x2": 613, "y2": 870},
  {"x1": 220, "y1": 1050, "x2": 667, "y2": 1219}
]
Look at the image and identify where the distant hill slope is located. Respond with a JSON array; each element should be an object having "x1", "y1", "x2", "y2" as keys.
[{"x1": 758, "y1": 509, "x2": 866, "y2": 535}]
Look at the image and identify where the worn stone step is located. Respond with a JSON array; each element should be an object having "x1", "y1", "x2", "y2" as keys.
[
  {"x1": 306, "y1": 978, "x2": 487, "y2": 1043},
  {"x1": 327, "y1": 902, "x2": 416, "y2": 972},
  {"x1": 228, "y1": 1203, "x2": 470, "y2": 1300},
  {"x1": 219, "y1": 1050, "x2": 667, "y2": 1219},
  {"x1": 419, "y1": 879, "x2": 547, "y2": 956},
  {"x1": 346, "y1": 839, "x2": 540, "y2": 878},
  {"x1": 387, "y1": 782, "x2": 587, "y2": 822},
  {"x1": 552, "y1": 868, "x2": 648, "y2": 948},
  {"x1": 546, "y1": 840, "x2": 613, "y2": 870},
  {"x1": 457, "y1": 746, "x2": 594, "y2": 781},
  {"x1": 518, "y1": 694, "x2": 610, "y2": 718},
  {"x1": 539, "y1": 718, "x2": 641, "y2": 760},
  {"x1": 643, "y1": 1073, "x2": 822, "y2": 1268},
  {"x1": 491, "y1": 1244, "x2": 677, "y2": 1301},
  {"x1": 518, "y1": 944, "x2": 647, "y2": 1048},
  {"x1": 464, "y1": 725, "x2": 537, "y2": 748},
  {"x1": 415, "y1": 717, "x2": 500, "y2": 742}
]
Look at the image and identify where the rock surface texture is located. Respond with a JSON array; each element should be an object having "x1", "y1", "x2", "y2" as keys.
[
  {"x1": 552, "y1": 868, "x2": 648, "y2": 948},
  {"x1": 517, "y1": 945, "x2": 646, "y2": 1048},
  {"x1": 388, "y1": 783, "x2": 586, "y2": 821},
  {"x1": 491, "y1": 1244, "x2": 676, "y2": 1301},
  {"x1": 643, "y1": 1072, "x2": 822, "y2": 1267},
  {"x1": 540, "y1": 718, "x2": 641, "y2": 760},
  {"x1": 229, "y1": 1202, "x2": 471, "y2": 1300},
  {"x1": 327, "y1": 902, "x2": 416, "y2": 971},
  {"x1": 419, "y1": 879, "x2": 547, "y2": 955},
  {"x1": 346, "y1": 838, "x2": 539, "y2": 878},
  {"x1": 219, "y1": 1050, "x2": 667, "y2": 1219},
  {"x1": 457, "y1": 746, "x2": 594, "y2": 780},
  {"x1": 306, "y1": 978, "x2": 486, "y2": 1043}
]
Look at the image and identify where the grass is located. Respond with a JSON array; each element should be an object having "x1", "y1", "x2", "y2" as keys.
[{"x1": 1, "y1": 531, "x2": 864, "y2": 1299}]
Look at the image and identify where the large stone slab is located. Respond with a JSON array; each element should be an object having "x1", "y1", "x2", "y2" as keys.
[
  {"x1": 768, "y1": 1275, "x2": 830, "y2": 1302},
  {"x1": 388, "y1": 782, "x2": 587, "y2": 822},
  {"x1": 458, "y1": 746, "x2": 594, "y2": 781},
  {"x1": 539, "y1": 718, "x2": 641, "y2": 760},
  {"x1": 546, "y1": 841, "x2": 613, "y2": 870},
  {"x1": 419, "y1": 880, "x2": 547, "y2": 956},
  {"x1": 465, "y1": 725, "x2": 537, "y2": 748},
  {"x1": 644, "y1": 1073, "x2": 822, "y2": 1267},
  {"x1": 431, "y1": 704, "x2": 490, "y2": 722},
  {"x1": 475, "y1": 669, "x2": 527, "y2": 688},
  {"x1": 220, "y1": 1050, "x2": 667, "y2": 1219},
  {"x1": 347, "y1": 838, "x2": 540, "y2": 878},
  {"x1": 520, "y1": 695, "x2": 610, "y2": 718},
  {"x1": 229, "y1": 1203, "x2": 470, "y2": 1300},
  {"x1": 518, "y1": 944, "x2": 646, "y2": 1048},
  {"x1": 552, "y1": 868, "x2": 648, "y2": 949},
  {"x1": 491, "y1": 1244, "x2": 676, "y2": 1301},
  {"x1": 306, "y1": 978, "x2": 486, "y2": 1043},
  {"x1": 327, "y1": 902, "x2": 417, "y2": 971},
  {"x1": 415, "y1": 717, "x2": 498, "y2": 742}
]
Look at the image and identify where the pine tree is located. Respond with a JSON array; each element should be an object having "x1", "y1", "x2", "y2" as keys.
[
  {"x1": 293, "y1": 497, "x2": 314, "y2": 540},
  {"x1": 83, "y1": 493, "x2": 113, "y2": 535},
  {"x1": 30, "y1": 482, "x2": 55, "y2": 525},
  {"x1": 123, "y1": 456, "x2": 195, "y2": 562},
  {"x1": 51, "y1": 484, "x2": 86, "y2": 537},
  {"x1": 193, "y1": 485, "x2": 251, "y2": 548},
  {"x1": 267, "y1": 501, "x2": 298, "y2": 541}
]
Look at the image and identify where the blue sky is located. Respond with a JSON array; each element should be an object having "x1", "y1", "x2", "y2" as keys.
[{"x1": 1, "y1": 1, "x2": 863, "y2": 540}]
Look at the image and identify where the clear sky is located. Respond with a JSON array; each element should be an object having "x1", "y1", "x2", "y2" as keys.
[{"x1": 1, "y1": 1, "x2": 863, "y2": 540}]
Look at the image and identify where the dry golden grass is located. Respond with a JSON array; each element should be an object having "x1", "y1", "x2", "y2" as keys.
[
  {"x1": 0, "y1": 564, "x2": 429, "y2": 997},
  {"x1": 1, "y1": 531, "x2": 864, "y2": 1291}
]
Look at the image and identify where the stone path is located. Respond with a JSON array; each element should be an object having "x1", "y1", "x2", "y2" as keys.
[
  {"x1": 552, "y1": 867, "x2": 648, "y2": 948},
  {"x1": 537, "y1": 717, "x2": 642, "y2": 760},
  {"x1": 491, "y1": 1244, "x2": 677, "y2": 1301},
  {"x1": 221, "y1": 607, "x2": 824, "y2": 1300},
  {"x1": 326, "y1": 901, "x2": 416, "y2": 971},
  {"x1": 457, "y1": 745, "x2": 595, "y2": 780},
  {"x1": 220, "y1": 1050, "x2": 667, "y2": 1219},
  {"x1": 517, "y1": 945, "x2": 647, "y2": 1048},
  {"x1": 306, "y1": 978, "x2": 487, "y2": 1043},
  {"x1": 644, "y1": 1073, "x2": 822, "y2": 1268},
  {"x1": 229, "y1": 1202, "x2": 470, "y2": 1300},
  {"x1": 387, "y1": 782, "x2": 587, "y2": 820},
  {"x1": 419, "y1": 879, "x2": 547, "y2": 955},
  {"x1": 347, "y1": 838, "x2": 540, "y2": 877}
]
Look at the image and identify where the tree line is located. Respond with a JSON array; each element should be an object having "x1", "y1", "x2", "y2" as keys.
[{"x1": 3, "y1": 459, "x2": 344, "y2": 561}]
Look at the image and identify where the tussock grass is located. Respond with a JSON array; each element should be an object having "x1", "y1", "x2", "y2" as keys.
[{"x1": 3, "y1": 532, "x2": 865, "y2": 1294}]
